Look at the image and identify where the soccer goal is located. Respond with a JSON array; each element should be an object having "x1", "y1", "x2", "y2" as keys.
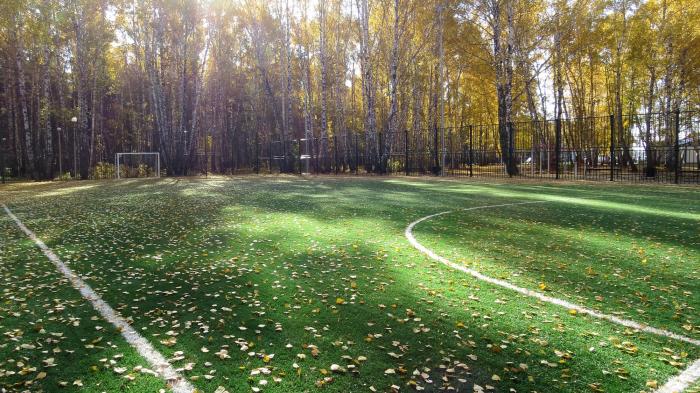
[{"x1": 115, "y1": 152, "x2": 161, "y2": 179}]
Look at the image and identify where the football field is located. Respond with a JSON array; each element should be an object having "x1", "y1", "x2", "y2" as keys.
[{"x1": 1, "y1": 176, "x2": 698, "y2": 392}]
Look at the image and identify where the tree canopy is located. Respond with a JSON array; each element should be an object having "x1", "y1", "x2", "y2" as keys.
[{"x1": 1, "y1": 0, "x2": 698, "y2": 178}]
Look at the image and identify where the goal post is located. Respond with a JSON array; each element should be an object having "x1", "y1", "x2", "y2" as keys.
[{"x1": 115, "y1": 152, "x2": 161, "y2": 179}]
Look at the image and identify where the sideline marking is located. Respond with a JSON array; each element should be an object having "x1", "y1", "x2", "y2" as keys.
[
  {"x1": 655, "y1": 359, "x2": 700, "y2": 393},
  {"x1": 405, "y1": 200, "x2": 700, "y2": 393},
  {"x1": 2, "y1": 204, "x2": 194, "y2": 393}
]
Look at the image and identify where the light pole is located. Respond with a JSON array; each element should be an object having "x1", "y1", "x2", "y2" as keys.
[
  {"x1": 205, "y1": 132, "x2": 211, "y2": 177},
  {"x1": 184, "y1": 130, "x2": 188, "y2": 175},
  {"x1": 1, "y1": 137, "x2": 6, "y2": 184},
  {"x1": 71, "y1": 116, "x2": 77, "y2": 179},
  {"x1": 57, "y1": 127, "x2": 62, "y2": 176}
]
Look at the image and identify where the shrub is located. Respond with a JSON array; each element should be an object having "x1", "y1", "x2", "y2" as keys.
[{"x1": 91, "y1": 162, "x2": 117, "y2": 180}]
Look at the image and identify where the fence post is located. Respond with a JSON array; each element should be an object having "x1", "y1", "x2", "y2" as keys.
[
  {"x1": 609, "y1": 114, "x2": 615, "y2": 181},
  {"x1": 531, "y1": 125, "x2": 535, "y2": 176},
  {"x1": 469, "y1": 125, "x2": 473, "y2": 177},
  {"x1": 281, "y1": 135, "x2": 287, "y2": 173},
  {"x1": 433, "y1": 125, "x2": 439, "y2": 175},
  {"x1": 379, "y1": 132, "x2": 384, "y2": 174},
  {"x1": 675, "y1": 110, "x2": 680, "y2": 184},
  {"x1": 0, "y1": 139, "x2": 4, "y2": 183},
  {"x1": 269, "y1": 140, "x2": 273, "y2": 174},
  {"x1": 555, "y1": 118, "x2": 561, "y2": 180},
  {"x1": 404, "y1": 129, "x2": 409, "y2": 176},
  {"x1": 508, "y1": 122, "x2": 515, "y2": 177},
  {"x1": 297, "y1": 139, "x2": 302, "y2": 175},
  {"x1": 441, "y1": 128, "x2": 446, "y2": 177},
  {"x1": 355, "y1": 132, "x2": 359, "y2": 175},
  {"x1": 334, "y1": 135, "x2": 339, "y2": 175}
]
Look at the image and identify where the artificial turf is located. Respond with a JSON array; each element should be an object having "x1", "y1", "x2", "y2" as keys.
[{"x1": 0, "y1": 176, "x2": 698, "y2": 393}]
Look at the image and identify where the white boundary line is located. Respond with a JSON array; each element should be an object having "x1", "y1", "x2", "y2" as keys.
[
  {"x1": 405, "y1": 201, "x2": 700, "y2": 392},
  {"x1": 2, "y1": 204, "x2": 194, "y2": 393},
  {"x1": 655, "y1": 359, "x2": 700, "y2": 393}
]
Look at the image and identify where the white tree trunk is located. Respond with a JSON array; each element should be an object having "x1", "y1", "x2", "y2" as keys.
[
  {"x1": 385, "y1": 0, "x2": 401, "y2": 171},
  {"x1": 12, "y1": 21, "x2": 35, "y2": 177},
  {"x1": 436, "y1": 1, "x2": 446, "y2": 173},
  {"x1": 319, "y1": 1, "x2": 329, "y2": 168},
  {"x1": 283, "y1": 0, "x2": 292, "y2": 154},
  {"x1": 357, "y1": 0, "x2": 378, "y2": 170},
  {"x1": 40, "y1": 38, "x2": 53, "y2": 178}
]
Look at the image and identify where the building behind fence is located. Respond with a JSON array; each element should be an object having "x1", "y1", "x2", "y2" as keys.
[{"x1": 248, "y1": 111, "x2": 699, "y2": 184}]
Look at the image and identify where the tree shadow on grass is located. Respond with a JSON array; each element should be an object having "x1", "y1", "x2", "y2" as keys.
[
  {"x1": 4, "y1": 177, "x2": 698, "y2": 392},
  {"x1": 412, "y1": 207, "x2": 699, "y2": 337}
]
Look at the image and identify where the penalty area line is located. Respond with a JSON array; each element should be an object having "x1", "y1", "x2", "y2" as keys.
[
  {"x1": 2, "y1": 204, "x2": 194, "y2": 393},
  {"x1": 405, "y1": 200, "x2": 700, "y2": 393}
]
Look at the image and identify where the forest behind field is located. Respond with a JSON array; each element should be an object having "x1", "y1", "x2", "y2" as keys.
[{"x1": 1, "y1": 0, "x2": 699, "y2": 178}]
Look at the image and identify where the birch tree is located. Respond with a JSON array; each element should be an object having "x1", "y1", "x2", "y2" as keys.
[{"x1": 357, "y1": 0, "x2": 378, "y2": 171}]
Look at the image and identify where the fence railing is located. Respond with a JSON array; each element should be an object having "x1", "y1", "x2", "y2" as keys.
[{"x1": 240, "y1": 111, "x2": 700, "y2": 184}]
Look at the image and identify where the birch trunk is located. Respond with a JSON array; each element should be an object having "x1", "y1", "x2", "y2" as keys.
[
  {"x1": 334, "y1": 0, "x2": 349, "y2": 169},
  {"x1": 89, "y1": 72, "x2": 98, "y2": 174},
  {"x1": 319, "y1": 0, "x2": 329, "y2": 171},
  {"x1": 385, "y1": 0, "x2": 400, "y2": 173},
  {"x1": 503, "y1": 0, "x2": 517, "y2": 175},
  {"x1": 73, "y1": 8, "x2": 90, "y2": 179},
  {"x1": 145, "y1": 7, "x2": 171, "y2": 174},
  {"x1": 302, "y1": 49, "x2": 316, "y2": 172},
  {"x1": 282, "y1": 0, "x2": 292, "y2": 170},
  {"x1": 613, "y1": 0, "x2": 636, "y2": 170},
  {"x1": 492, "y1": 0, "x2": 517, "y2": 176},
  {"x1": 644, "y1": 64, "x2": 657, "y2": 176},
  {"x1": 40, "y1": 38, "x2": 53, "y2": 178},
  {"x1": 411, "y1": 67, "x2": 424, "y2": 172},
  {"x1": 357, "y1": 0, "x2": 378, "y2": 171},
  {"x1": 12, "y1": 21, "x2": 35, "y2": 178},
  {"x1": 186, "y1": 36, "x2": 210, "y2": 173},
  {"x1": 436, "y1": 1, "x2": 446, "y2": 174}
]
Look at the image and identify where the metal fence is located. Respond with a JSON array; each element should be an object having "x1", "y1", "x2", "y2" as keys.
[{"x1": 251, "y1": 111, "x2": 700, "y2": 184}]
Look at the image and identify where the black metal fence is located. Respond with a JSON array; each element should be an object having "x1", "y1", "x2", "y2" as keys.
[{"x1": 252, "y1": 111, "x2": 700, "y2": 184}]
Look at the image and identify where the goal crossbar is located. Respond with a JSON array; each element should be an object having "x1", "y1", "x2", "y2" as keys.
[{"x1": 115, "y1": 152, "x2": 161, "y2": 179}]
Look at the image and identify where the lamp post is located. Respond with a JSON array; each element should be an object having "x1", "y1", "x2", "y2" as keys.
[
  {"x1": 205, "y1": 132, "x2": 209, "y2": 177},
  {"x1": 1, "y1": 137, "x2": 6, "y2": 184},
  {"x1": 71, "y1": 116, "x2": 77, "y2": 179},
  {"x1": 57, "y1": 127, "x2": 62, "y2": 176},
  {"x1": 184, "y1": 129, "x2": 188, "y2": 175}
]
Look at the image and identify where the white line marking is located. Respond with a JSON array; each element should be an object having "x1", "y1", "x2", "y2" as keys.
[
  {"x1": 655, "y1": 359, "x2": 700, "y2": 393},
  {"x1": 2, "y1": 204, "x2": 194, "y2": 393},
  {"x1": 405, "y1": 201, "x2": 700, "y2": 346},
  {"x1": 405, "y1": 201, "x2": 700, "y2": 392}
]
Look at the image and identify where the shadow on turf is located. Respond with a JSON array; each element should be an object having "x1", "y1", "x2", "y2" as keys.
[{"x1": 5, "y1": 177, "x2": 699, "y2": 392}]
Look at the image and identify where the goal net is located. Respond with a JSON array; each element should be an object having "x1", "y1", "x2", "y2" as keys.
[{"x1": 115, "y1": 153, "x2": 161, "y2": 179}]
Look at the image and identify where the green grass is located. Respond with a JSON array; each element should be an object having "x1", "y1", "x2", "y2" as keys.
[
  {"x1": 0, "y1": 211, "x2": 167, "y2": 392},
  {"x1": 688, "y1": 379, "x2": 700, "y2": 393},
  {"x1": 1, "y1": 176, "x2": 698, "y2": 393},
  {"x1": 413, "y1": 188, "x2": 700, "y2": 337}
]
